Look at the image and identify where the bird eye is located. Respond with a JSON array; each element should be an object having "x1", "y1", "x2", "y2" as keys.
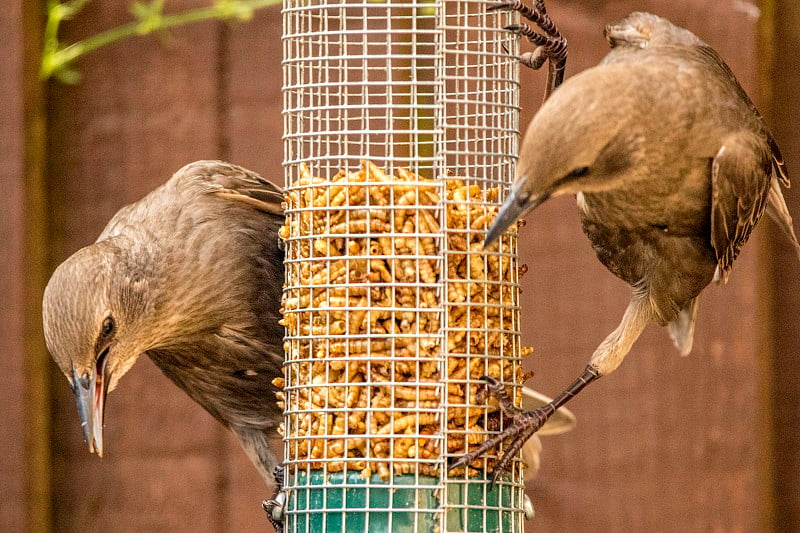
[
  {"x1": 101, "y1": 316, "x2": 116, "y2": 338},
  {"x1": 568, "y1": 166, "x2": 590, "y2": 178}
]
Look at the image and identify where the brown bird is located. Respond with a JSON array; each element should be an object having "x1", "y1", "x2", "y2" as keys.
[
  {"x1": 42, "y1": 160, "x2": 286, "y2": 484},
  {"x1": 453, "y1": 6, "x2": 800, "y2": 480}
]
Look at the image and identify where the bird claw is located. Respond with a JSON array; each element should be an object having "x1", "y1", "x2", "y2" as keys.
[
  {"x1": 490, "y1": 0, "x2": 567, "y2": 98},
  {"x1": 450, "y1": 377, "x2": 550, "y2": 489},
  {"x1": 448, "y1": 446, "x2": 485, "y2": 474},
  {"x1": 489, "y1": 407, "x2": 550, "y2": 485},
  {"x1": 479, "y1": 375, "x2": 525, "y2": 416},
  {"x1": 263, "y1": 464, "x2": 286, "y2": 532},
  {"x1": 519, "y1": 49, "x2": 548, "y2": 71}
]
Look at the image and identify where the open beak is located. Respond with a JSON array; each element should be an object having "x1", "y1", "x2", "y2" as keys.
[
  {"x1": 72, "y1": 352, "x2": 110, "y2": 457},
  {"x1": 484, "y1": 176, "x2": 549, "y2": 248}
]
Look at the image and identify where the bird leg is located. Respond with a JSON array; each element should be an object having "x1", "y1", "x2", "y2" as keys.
[
  {"x1": 489, "y1": 0, "x2": 567, "y2": 100},
  {"x1": 449, "y1": 367, "x2": 600, "y2": 487},
  {"x1": 453, "y1": 296, "x2": 650, "y2": 485},
  {"x1": 262, "y1": 464, "x2": 286, "y2": 532}
]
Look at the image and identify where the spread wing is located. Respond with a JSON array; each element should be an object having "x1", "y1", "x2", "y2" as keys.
[{"x1": 710, "y1": 133, "x2": 772, "y2": 283}]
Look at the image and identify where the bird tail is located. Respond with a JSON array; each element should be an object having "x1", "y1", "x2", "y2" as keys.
[
  {"x1": 766, "y1": 176, "x2": 800, "y2": 263},
  {"x1": 667, "y1": 296, "x2": 699, "y2": 356},
  {"x1": 235, "y1": 427, "x2": 282, "y2": 487},
  {"x1": 521, "y1": 434, "x2": 543, "y2": 483}
]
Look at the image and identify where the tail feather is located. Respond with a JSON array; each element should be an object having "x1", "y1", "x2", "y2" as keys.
[
  {"x1": 766, "y1": 177, "x2": 800, "y2": 263},
  {"x1": 667, "y1": 296, "x2": 699, "y2": 356}
]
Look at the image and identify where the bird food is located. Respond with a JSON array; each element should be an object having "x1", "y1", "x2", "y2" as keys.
[{"x1": 277, "y1": 160, "x2": 529, "y2": 480}]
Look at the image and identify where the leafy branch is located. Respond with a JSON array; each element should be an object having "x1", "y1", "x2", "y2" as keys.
[{"x1": 41, "y1": 0, "x2": 281, "y2": 83}]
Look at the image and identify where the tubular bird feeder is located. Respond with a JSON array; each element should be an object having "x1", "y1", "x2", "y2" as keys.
[{"x1": 279, "y1": 1, "x2": 526, "y2": 531}]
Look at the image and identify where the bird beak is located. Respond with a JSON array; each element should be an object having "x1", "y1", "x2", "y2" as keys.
[
  {"x1": 484, "y1": 176, "x2": 549, "y2": 248},
  {"x1": 71, "y1": 354, "x2": 110, "y2": 457}
]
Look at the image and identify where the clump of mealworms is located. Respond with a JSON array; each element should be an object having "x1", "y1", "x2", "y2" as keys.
[{"x1": 277, "y1": 161, "x2": 530, "y2": 479}]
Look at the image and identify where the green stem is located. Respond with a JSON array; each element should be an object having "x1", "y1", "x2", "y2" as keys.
[
  {"x1": 41, "y1": 0, "x2": 281, "y2": 81},
  {"x1": 42, "y1": 0, "x2": 95, "y2": 79}
]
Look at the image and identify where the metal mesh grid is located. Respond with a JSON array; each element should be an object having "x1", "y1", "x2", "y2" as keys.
[
  {"x1": 281, "y1": 1, "x2": 523, "y2": 531},
  {"x1": 437, "y1": 3, "x2": 523, "y2": 530},
  {"x1": 283, "y1": 1, "x2": 440, "y2": 178}
]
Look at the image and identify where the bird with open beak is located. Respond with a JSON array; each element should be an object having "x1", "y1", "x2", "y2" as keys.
[
  {"x1": 42, "y1": 161, "x2": 286, "y2": 483},
  {"x1": 453, "y1": 4, "x2": 800, "y2": 480}
]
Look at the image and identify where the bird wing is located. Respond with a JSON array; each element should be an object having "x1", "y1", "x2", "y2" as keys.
[
  {"x1": 691, "y1": 45, "x2": 790, "y2": 190},
  {"x1": 768, "y1": 135, "x2": 790, "y2": 188},
  {"x1": 710, "y1": 132, "x2": 772, "y2": 283},
  {"x1": 99, "y1": 203, "x2": 139, "y2": 240},
  {"x1": 604, "y1": 15, "x2": 650, "y2": 49},
  {"x1": 179, "y1": 160, "x2": 285, "y2": 217},
  {"x1": 99, "y1": 162, "x2": 285, "y2": 240}
]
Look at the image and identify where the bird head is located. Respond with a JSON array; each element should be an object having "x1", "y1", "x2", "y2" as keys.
[
  {"x1": 485, "y1": 66, "x2": 646, "y2": 247},
  {"x1": 43, "y1": 238, "x2": 152, "y2": 457}
]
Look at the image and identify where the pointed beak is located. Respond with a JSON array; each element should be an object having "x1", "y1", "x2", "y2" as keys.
[
  {"x1": 484, "y1": 176, "x2": 549, "y2": 248},
  {"x1": 72, "y1": 352, "x2": 110, "y2": 457}
]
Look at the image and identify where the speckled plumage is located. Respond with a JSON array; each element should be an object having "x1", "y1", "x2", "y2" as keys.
[
  {"x1": 461, "y1": 9, "x2": 800, "y2": 475},
  {"x1": 43, "y1": 160, "x2": 285, "y2": 483},
  {"x1": 491, "y1": 11, "x2": 800, "y2": 366}
]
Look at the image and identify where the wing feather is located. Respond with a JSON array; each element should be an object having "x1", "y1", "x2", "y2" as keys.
[
  {"x1": 176, "y1": 160, "x2": 284, "y2": 217},
  {"x1": 710, "y1": 133, "x2": 772, "y2": 282}
]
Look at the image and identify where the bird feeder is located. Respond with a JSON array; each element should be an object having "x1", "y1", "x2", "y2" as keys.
[{"x1": 278, "y1": 1, "x2": 526, "y2": 531}]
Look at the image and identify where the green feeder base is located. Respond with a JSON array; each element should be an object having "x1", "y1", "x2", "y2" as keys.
[{"x1": 287, "y1": 470, "x2": 524, "y2": 533}]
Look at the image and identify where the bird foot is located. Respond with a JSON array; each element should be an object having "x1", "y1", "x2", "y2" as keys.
[
  {"x1": 262, "y1": 464, "x2": 286, "y2": 532},
  {"x1": 449, "y1": 376, "x2": 553, "y2": 488},
  {"x1": 489, "y1": 0, "x2": 567, "y2": 97}
]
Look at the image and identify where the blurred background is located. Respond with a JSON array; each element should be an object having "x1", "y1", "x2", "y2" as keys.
[{"x1": 3, "y1": 0, "x2": 799, "y2": 531}]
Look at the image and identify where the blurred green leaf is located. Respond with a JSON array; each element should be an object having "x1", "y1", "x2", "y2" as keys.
[
  {"x1": 41, "y1": 0, "x2": 284, "y2": 83},
  {"x1": 130, "y1": 0, "x2": 165, "y2": 34},
  {"x1": 214, "y1": 0, "x2": 255, "y2": 21}
]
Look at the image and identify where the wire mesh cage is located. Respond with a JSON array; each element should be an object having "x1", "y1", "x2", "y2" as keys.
[{"x1": 279, "y1": 1, "x2": 526, "y2": 531}]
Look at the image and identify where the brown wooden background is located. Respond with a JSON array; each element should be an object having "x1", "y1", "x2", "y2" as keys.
[{"x1": 3, "y1": 1, "x2": 799, "y2": 531}]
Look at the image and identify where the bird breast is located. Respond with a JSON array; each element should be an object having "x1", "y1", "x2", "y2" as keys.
[{"x1": 578, "y1": 184, "x2": 718, "y2": 323}]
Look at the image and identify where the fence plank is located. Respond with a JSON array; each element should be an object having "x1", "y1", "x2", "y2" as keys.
[
  {"x1": 2, "y1": 2, "x2": 51, "y2": 532},
  {"x1": 767, "y1": 1, "x2": 800, "y2": 529},
  {"x1": 0, "y1": 2, "x2": 33, "y2": 531}
]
